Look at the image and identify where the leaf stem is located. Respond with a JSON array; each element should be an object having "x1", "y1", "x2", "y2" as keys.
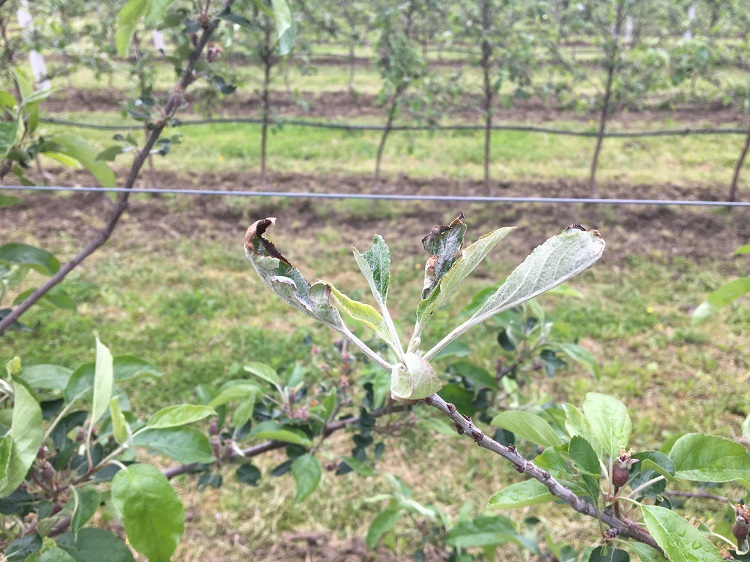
[
  {"x1": 614, "y1": 495, "x2": 644, "y2": 508},
  {"x1": 339, "y1": 324, "x2": 393, "y2": 372},
  {"x1": 422, "y1": 314, "x2": 483, "y2": 361},
  {"x1": 708, "y1": 531, "x2": 745, "y2": 552},
  {"x1": 380, "y1": 306, "x2": 406, "y2": 364},
  {"x1": 627, "y1": 476, "x2": 665, "y2": 500},
  {"x1": 41, "y1": 393, "x2": 83, "y2": 446}
]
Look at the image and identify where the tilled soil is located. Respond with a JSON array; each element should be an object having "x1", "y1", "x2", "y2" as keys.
[
  {"x1": 3, "y1": 169, "x2": 748, "y2": 268},
  {"x1": 41, "y1": 87, "x2": 747, "y2": 126}
]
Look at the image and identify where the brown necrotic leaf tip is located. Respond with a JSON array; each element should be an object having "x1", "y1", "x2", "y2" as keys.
[
  {"x1": 566, "y1": 223, "x2": 586, "y2": 232},
  {"x1": 422, "y1": 212, "x2": 466, "y2": 249},
  {"x1": 245, "y1": 217, "x2": 292, "y2": 266},
  {"x1": 565, "y1": 223, "x2": 602, "y2": 238}
]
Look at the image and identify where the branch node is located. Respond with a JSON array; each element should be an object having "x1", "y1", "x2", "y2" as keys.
[
  {"x1": 513, "y1": 463, "x2": 525, "y2": 473},
  {"x1": 605, "y1": 528, "x2": 620, "y2": 541},
  {"x1": 446, "y1": 402, "x2": 456, "y2": 413},
  {"x1": 540, "y1": 470, "x2": 551, "y2": 481},
  {"x1": 453, "y1": 422, "x2": 464, "y2": 435},
  {"x1": 471, "y1": 429, "x2": 484, "y2": 444},
  {"x1": 423, "y1": 396, "x2": 432, "y2": 406}
]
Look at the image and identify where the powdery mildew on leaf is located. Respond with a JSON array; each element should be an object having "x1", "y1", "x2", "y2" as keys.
[
  {"x1": 421, "y1": 213, "x2": 467, "y2": 299},
  {"x1": 470, "y1": 226, "x2": 605, "y2": 324}
]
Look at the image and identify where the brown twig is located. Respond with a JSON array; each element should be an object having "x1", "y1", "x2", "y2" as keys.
[
  {"x1": 423, "y1": 393, "x2": 663, "y2": 553},
  {"x1": 0, "y1": 0, "x2": 236, "y2": 334},
  {"x1": 162, "y1": 403, "x2": 411, "y2": 479}
]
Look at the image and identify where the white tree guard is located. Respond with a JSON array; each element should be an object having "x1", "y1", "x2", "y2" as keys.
[
  {"x1": 624, "y1": 16, "x2": 633, "y2": 45},
  {"x1": 152, "y1": 31, "x2": 166, "y2": 54},
  {"x1": 17, "y1": 1, "x2": 51, "y2": 90},
  {"x1": 684, "y1": 3, "x2": 696, "y2": 41}
]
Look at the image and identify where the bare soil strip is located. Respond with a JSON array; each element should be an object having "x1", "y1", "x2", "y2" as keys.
[
  {"x1": 4, "y1": 169, "x2": 748, "y2": 267},
  {"x1": 41, "y1": 88, "x2": 743, "y2": 126}
]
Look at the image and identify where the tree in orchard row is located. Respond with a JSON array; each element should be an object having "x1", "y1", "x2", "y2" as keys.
[
  {"x1": 552, "y1": 0, "x2": 671, "y2": 198},
  {"x1": 669, "y1": 0, "x2": 750, "y2": 201},
  {"x1": 456, "y1": 0, "x2": 536, "y2": 192},
  {"x1": 232, "y1": 5, "x2": 283, "y2": 187},
  {"x1": 585, "y1": 0, "x2": 630, "y2": 199},
  {"x1": 338, "y1": 1, "x2": 372, "y2": 96},
  {"x1": 720, "y1": 1, "x2": 750, "y2": 202},
  {"x1": 372, "y1": 0, "x2": 426, "y2": 181},
  {"x1": 0, "y1": 0, "x2": 295, "y2": 334}
]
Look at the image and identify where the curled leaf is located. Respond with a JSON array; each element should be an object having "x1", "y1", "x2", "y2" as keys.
[
  {"x1": 245, "y1": 218, "x2": 390, "y2": 371},
  {"x1": 421, "y1": 213, "x2": 467, "y2": 299},
  {"x1": 245, "y1": 218, "x2": 290, "y2": 265},
  {"x1": 245, "y1": 218, "x2": 345, "y2": 331},
  {"x1": 416, "y1": 226, "x2": 514, "y2": 331}
]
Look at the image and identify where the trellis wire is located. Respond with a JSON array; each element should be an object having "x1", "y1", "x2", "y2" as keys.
[
  {"x1": 39, "y1": 117, "x2": 748, "y2": 138},
  {"x1": 2, "y1": 185, "x2": 749, "y2": 207}
]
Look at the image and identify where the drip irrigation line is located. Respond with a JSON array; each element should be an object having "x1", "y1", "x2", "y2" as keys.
[
  {"x1": 2, "y1": 185, "x2": 748, "y2": 207},
  {"x1": 38, "y1": 117, "x2": 748, "y2": 138}
]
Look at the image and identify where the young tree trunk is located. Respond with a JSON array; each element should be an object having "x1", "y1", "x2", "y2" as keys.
[
  {"x1": 348, "y1": 42, "x2": 355, "y2": 95},
  {"x1": 375, "y1": 99, "x2": 398, "y2": 180},
  {"x1": 260, "y1": 23, "x2": 272, "y2": 186},
  {"x1": 729, "y1": 118, "x2": 750, "y2": 202},
  {"x1": 481, "y1": 0, "x2": 493, "y2": 191},
  {"x1": 133, "y1": 34, "x2": 157, "y2": 190},
  {"x1": 588, "y1": 64, "x2": 614, "y2": 199},
  {"x1": 0, "y1": 12, "x2": 228, "y2": 334},
  {"x1": 283, "y1": 62, "x2": 291, "y2": 100},
  {"x1": 588, "y1": 1, "x2": 625, "y2": 199}
]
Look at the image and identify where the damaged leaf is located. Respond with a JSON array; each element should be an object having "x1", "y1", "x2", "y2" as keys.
[
  {"x1": 416, "y1": 226, "x2": 514, "y2": 333},
  {"x1": 468, "y1": 226, "x2": 604, "y2": 327},
  {"x1": 421, "y1": 213, "x2": 468, "y2": 299},
  {"x1": 391, "y1": 352, "x2": 442, "y2": 401},
  {"x1": 353, "y1": 235, "x2": 391, "y2": 307},
  {"x1": 245, "y1": 218, "x2": 392, "y2": 371},
  {"x1": 245, "y1": 218, "x2": 346, "y2": 332}
]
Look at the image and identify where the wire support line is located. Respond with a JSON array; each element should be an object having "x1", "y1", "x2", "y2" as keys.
[
  {"x1": 38, "y1": 117, "x2": 748, "y2": 138},
  {"x1": 2, "y1": 185, "x2": 749, "y2": 207}
]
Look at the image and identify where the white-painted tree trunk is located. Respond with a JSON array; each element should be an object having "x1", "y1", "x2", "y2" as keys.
[
  {"x1": 152, "y1": 30, "x2": 166, "y2": 54},
  {"x1": 17, "y1": 0, "x2": 50, "y2": 90},
  {"x1": 624, "y1": 16, "x2": 633, "y2": 45},
  {"x1": 684, "y1": 3, "x2": 696, "y2": 41}
]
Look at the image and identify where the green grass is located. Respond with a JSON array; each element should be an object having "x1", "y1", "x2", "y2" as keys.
[
  {"x1": 3, "y1": 217, "x2": 748, "y2": 432},
  {"x1": 38, "y1": 110, "x2": 750, "y2": 190},
  {"x1": 3, "y1": 192, "x2": 749, "y2": 559},
  {"x1": 3, "y1": 212, "x2": 749, "y2": 559}
]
